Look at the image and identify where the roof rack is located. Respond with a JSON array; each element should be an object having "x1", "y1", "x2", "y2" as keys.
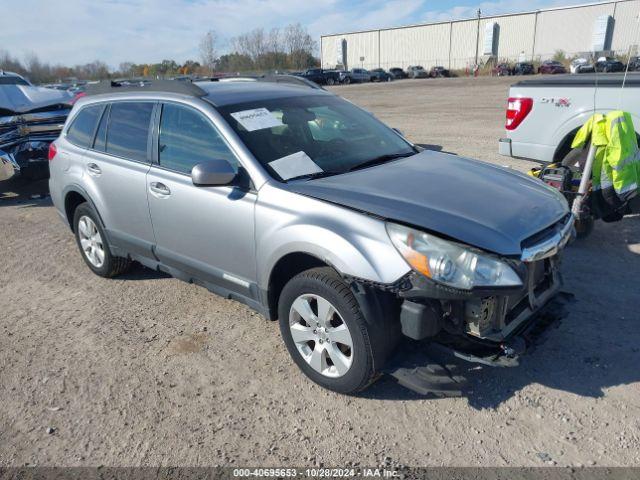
[
  {"x1": 85, "y1": 79, "x2": 207, "y2": 97},
  {"x1": 199, "y1": 74, "x2": 324, "y2": 90}
]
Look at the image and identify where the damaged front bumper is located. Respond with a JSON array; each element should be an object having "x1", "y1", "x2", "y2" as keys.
[
  {"x1": 393, "y1": 214, "x2": 575, "y2": 366},
  {"x1": 0, "y1": 108, "x2": 69, "y2": 181}
]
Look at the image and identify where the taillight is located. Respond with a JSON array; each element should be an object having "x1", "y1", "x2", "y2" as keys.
[
  {"x1": 69, "y1": 92, "x2": 86, "y2": 105},
  {"x1": 505, "y1": 97, "x2": 533, "y2": 130},
  {"x1": 48, "y1": 142, "x2": 57, "y2": 162}
]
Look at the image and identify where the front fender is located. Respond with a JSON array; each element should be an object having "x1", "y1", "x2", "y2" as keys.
[{"x1": 255, "y1": 184, "x2": 410, "y2": 290}]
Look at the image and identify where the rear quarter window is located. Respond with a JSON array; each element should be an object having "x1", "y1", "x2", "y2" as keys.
[
  {"x1": 66, "y1": 105, "x2": 103, "y2": 148},
  {"x1": 105, "y1": 102, "x2": 154, "y2": 162}
]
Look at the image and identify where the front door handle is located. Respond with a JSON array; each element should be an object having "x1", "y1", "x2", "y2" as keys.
[
  {"x1": 87, "y1": 163, "x2": 101, "y2": 175},
  {"x1": 149, "y1": 181, "x2": 171, "y2": 196}
]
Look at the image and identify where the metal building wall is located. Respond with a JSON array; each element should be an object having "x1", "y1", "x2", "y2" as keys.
[
  {"x1": 449, "y1": 19, "x2": 479, "y2": 69},
  {"x1": 379, "y1": 23, "x2": 451, "y2": 70},
  {"x1": 321, "y1": 0, "x2": 640, "y2": 71},
  {"x1": 611, "y1": 0, "x2": 640, "y2": 53},
  {"x1": 480, "y1": 14, "x2": 537, "y2": 63},
  {"x1": 534, "y1": 2, "x2": 616, "y2": 58},
  {"x1": 321, "y1": 31, "x2": 379, "y2": 70}
]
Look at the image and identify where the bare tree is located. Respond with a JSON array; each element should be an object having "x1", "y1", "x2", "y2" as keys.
[
  {"x1": 283, "y1": 23, "x2": 317, "y2": 69},
  {"x1": 199, "y1": 30, "x2": 218, "y2": 73},
  {"x1": 118, "y1": 62, "x2": 134, "y2": 77},
  {"x1": 0, "y1": 49, "x2": 26, "y2": 75}
]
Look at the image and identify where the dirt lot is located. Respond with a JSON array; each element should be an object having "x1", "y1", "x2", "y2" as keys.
[{"x1": 1, "y1": 76, "x2": 639, "y2": 468}]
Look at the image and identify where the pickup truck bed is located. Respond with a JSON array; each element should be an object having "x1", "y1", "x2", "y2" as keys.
[{"x1": 499, "y1": 73, "x2": 640, "y2": 164}]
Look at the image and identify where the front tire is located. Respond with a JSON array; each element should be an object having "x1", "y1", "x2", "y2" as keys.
[
  {"x1": 73, "y1": 203, "x2": 131, "y2": 278},
  {"x1": 278, "y1": 267, "x2": 383, "y2": 394}
]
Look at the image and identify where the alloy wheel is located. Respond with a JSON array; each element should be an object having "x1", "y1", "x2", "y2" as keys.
[
  {"x1": 78, "y1": 215, "x2": 105, "y2": 268},
  {"x1": 289, "y1": 293, "x2": 354, "y2": 378}
]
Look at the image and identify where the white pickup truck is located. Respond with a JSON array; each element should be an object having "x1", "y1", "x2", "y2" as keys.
[{"x1": 498, "y1": 73, "x2": 640, "y2": 164}]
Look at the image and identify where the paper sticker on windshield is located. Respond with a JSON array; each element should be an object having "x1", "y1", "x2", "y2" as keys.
[
  {"x1": 230, "y1": 108, "x2": 283, "y2": 132},
  {"x1": 269, "y1": 151, "x2": 322, "y2": 180}
]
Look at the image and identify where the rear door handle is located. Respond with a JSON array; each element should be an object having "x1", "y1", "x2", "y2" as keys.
[
  {"x1": 149, "y1": 181, "x2": 171, "y2": 196},
  {"x1": 87, "y1": 163, "x2": 101, "y2": 175}
]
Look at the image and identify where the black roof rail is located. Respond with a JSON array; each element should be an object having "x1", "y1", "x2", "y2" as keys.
[
  {"x1": 259, "y1": 74, "x2": 325, "y2": 90},
  {"x1": 198, "y1": 74, "x2": 324, "y2": 90},
  {"x1": 85, "y1": 79, "x2": 207, "y2": 97}
]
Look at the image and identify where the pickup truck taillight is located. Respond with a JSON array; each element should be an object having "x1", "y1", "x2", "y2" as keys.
[
  {"x1": 48, "y1": 142, "x2": 57, "y2": 162},
  {"x1": 505, "y1": 97, "x2": 533, "y2": 130}
]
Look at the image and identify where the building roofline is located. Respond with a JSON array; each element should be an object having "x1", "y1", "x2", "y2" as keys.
[{"x1": 320, "y1": 0, "x2": 629, "y2": 38}]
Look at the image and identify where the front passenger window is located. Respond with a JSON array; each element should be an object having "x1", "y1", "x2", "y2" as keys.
[{"x1": 158, "y1": 103, "x2": 238, "y2": 175}]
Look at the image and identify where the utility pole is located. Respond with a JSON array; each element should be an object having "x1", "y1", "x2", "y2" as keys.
[{"x1": 474, "y1": 8, "x2": 482, "y2": 68}]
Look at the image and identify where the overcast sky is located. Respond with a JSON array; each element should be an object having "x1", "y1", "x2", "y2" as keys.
[{"x1": 3, "y1": 0, "x2": 579, "y2": 68}]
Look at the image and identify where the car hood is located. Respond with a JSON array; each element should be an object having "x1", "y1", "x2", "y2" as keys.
[
  {"x1": 283, "y1": 151, "x2": 569, "y2": 257},
  {"x1": 0, "y1": 84, "x2": 73, "y2": 114}
]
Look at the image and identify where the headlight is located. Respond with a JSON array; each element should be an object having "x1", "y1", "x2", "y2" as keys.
[{"x1": 386, "y1": 222, "x2": 523, "y2": 290}]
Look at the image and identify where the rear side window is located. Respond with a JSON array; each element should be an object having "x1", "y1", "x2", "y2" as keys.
[
  {"x1": 106, "y1": 102, "x2": 154, "y2": 162},
  {"x1": 66, "y1": 105, "x2": 103, "y2": 148},
  {"x1": 158, "y1": 103, "x2": 238, "y2": 175}
]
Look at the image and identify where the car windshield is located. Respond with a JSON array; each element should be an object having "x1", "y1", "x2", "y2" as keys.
[{"x1": 218, "y1": 94, "x2": 416, "y2": 181}]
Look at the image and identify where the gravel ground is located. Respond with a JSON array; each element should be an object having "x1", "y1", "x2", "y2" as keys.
[{"x1": 1, "y1": 76, "x2": 639, "y2": 468}]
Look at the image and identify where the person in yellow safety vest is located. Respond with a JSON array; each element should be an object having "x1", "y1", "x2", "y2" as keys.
[{"x1": 571, "y1": 110, "x2": 640, "y2": 221}]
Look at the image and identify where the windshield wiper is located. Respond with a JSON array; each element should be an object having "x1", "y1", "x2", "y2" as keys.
[
  {"x1": 286, "y1": 170, "x2": 342, "y2": 182},
  {"x1": 348, "y1": 152, "x2": 415, "y2": 172}
]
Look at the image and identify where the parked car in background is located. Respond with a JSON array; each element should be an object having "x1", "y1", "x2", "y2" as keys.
[
  {"x1": 299, "y1": 68, "x2": 341, "y2": 86},
  {"x1": 429, "y1": 66, "x2": 450, "y2": 78},
  {"x1": 388, "y1": 67, "x2": 408, "y2": 79},
  {"x1": 370, "y1": 68, "x2": 393, "y2": 82},
  {"x1": 628, "y1": 56, "x2": 640, "y2": 71},
  {"x1": 594, "y1": 56, "x2": 625, "y2": 73},
  {"x1": 538, "y1": 61, "x2": 567, "y2": 74},
  {"x1": 0, "y1": 70, "x2": 73, "y2": 181},
  {"x1": 49, "y1": 79, "x2": 573, "y2": 394},
  {"x1": 493, "y1": 63, "x2": 513, "y2": 76},
  {"x1": 570, "y1": 58, "x2": 595, "y2": 74},
  {"x1": 406, "y1": 65, "x2": 429, "y2": 79},
  {"x1": 513, "y1": 62, "x2": 535, "y2": 75},
  {"x1": 338, "y1": 68, "x2": 371, "y2": 84}
]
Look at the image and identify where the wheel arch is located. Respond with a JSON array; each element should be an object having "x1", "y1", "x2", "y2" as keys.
[
  {"x1": 553, "y1": 127, "x2": 580, "y2": 162},
  {"x1": 265, "y1": 252, "x2": 335, "y2": 321},
  {"x1": 62, "y1": 185, "x2": 106, "y2": 233}
]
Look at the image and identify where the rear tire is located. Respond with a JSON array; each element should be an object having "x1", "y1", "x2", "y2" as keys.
[
  {"x1": 327, "y1": 78, "x2": 335, "y2": 86},
  {"x1": 73, "y1": 203, "x2": 131, "y2": 278},
  {"x1": 278, "y1": 267, "x2": 391, "y2": 394}
]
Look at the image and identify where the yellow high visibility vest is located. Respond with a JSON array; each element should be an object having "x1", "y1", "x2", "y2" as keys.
[{"x1": 572, "y1": 111, "x2": 640, "y2": 202}]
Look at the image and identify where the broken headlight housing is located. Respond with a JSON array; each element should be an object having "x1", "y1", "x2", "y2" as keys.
[{"x1": 386, "y1": 222, "x2": 523, "y2": 290}]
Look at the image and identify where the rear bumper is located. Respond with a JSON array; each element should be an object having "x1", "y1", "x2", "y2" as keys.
[{"x1": 498, "y1": 138, "x2": 556, "y2": 163}]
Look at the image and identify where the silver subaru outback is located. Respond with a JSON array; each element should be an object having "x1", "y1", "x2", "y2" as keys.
[{"x1": 49, "y1": 79, "x2": 573, "y2": 394}]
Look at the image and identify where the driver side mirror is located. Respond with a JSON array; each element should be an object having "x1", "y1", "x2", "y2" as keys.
[{"x1": 191, "y1": 160, "x2": 236, "y2": 186}]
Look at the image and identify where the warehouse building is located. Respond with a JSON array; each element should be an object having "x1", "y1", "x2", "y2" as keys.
[{"x1": 320, "y1": 0, "x2": 640, "y2": 71}]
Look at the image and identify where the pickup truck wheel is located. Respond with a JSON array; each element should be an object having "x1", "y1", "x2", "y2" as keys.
[
  {"x1": 278, "y1": 267, "x2": 379, "y2": 394},
  {"x1": 327, "y1": 78, "x2": 335, "y2": 86},
  {"x1": 343, "y1": 76, "x2": 351, "y2": 85},
  {"x1": 73, "y1": 203, "x2": 131, "y2": 278}
]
